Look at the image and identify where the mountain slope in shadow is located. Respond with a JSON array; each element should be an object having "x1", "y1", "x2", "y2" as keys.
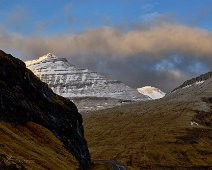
[{"x1": 0, "y1": 50, "x2": 91, "y2": 169}]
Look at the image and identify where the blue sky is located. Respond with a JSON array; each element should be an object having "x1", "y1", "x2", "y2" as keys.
[
  {"x1": 0, "y1": 0, "x2": 212, "y2": 91},
  {"x1": 1, "y1": 0, "x2": 212, "y2": 34}
]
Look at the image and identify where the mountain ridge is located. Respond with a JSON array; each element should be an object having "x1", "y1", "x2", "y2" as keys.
[{"x1": 171, "y1": 71, "x2": 212, "y2": 93}]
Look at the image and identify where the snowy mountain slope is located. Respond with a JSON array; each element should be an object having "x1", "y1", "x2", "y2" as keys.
[
  {"x1": 165, "y1": 72, "x2": 212, "y2": 108},
  {"x1": 171, "y1": 72, "x2": 212, "y2": 93},
  {"x1": 137, "y1": 86, "x2": 166, "y2": 99},
  {"x1": 26, "y1": 53, "x2": 149, "y2": 102}
]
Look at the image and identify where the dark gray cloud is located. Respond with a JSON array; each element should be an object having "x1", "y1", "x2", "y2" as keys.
[
  {"x1": 71, "y1": 54, "x2": 208, "y2": 92},
  {"x1": 0, "y1": 22, "x2": 212, "y2": 92}
]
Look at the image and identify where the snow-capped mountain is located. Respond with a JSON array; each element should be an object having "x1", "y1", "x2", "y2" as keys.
[
  {"x1": 26, "y1": 53, "x2": 149, "y2": 102},
  {"x1": 137, "y1": 86, "x2": 166, "y2": 99}
]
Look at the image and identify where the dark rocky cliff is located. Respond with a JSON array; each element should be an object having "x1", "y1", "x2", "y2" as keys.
[{"x1": 0, "y1": 50, "x2": 91, "y2": 169}]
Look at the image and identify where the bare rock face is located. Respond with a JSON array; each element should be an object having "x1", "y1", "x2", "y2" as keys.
[
  {"x1": 0, "y1": 50, "x2": 91, "y2": 169},
  {"x1": 25, "y1": 53, "x2": 149, "y2": 102}
]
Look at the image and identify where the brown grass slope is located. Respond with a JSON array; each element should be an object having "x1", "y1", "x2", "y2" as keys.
[
  {"x1": 0, "y1": 122, "x2": 113, "y2": 170},
  {"x1": 83, "y1": 77, "x2": 212, "y2": 169},
  {"x1": 0, "y1": 122, "x2": 78, "y2": 170}
]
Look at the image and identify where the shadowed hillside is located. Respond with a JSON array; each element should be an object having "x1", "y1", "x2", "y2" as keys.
[{"x1": 0, "y1": 50, "x2": 91, "y2": 169}]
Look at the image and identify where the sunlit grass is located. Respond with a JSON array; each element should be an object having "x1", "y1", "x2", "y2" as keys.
[{"x1": 0, "y1": 122, "x2": 78, "y2": 170}]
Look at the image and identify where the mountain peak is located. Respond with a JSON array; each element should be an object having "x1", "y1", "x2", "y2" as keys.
[
  {"x1": 25, "y1": 53, "x2": 58, "y2": 66},
  {"x1": 45, "y1": 53, "x2": 57, "y2": 58}
]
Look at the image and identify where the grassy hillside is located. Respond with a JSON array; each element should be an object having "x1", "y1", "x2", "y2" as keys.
[
  {"x1": 0, "y1": 122, "x2": 115, "y2": 169},
  {"x1": 0, "y1": 122, "x2": 79, "y2": 169},
  {"x1": 83, "y1": 85, "x2": 212, "y2": 169}
]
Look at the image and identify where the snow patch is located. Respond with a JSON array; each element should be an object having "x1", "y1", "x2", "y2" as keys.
[
  {"x1": 171, "y1": 80, "x2": 205, "y2": 94},
  {"x1": 137, "y1": 86, "x2": 165, "y2": 99},
  {"x1": 182, "y1": 81, "x2": 205, "y2": 89},
  {"x1": 191, "y1": 121, "x2": 199, "y2": 126},
  {"x1": 195, "y1": 80, "x2": 205, "y2": 85}
]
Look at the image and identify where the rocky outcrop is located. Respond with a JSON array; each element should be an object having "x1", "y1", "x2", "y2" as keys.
[{"x1": 0, "y1": 50, "x2": 91, "y2": 169}]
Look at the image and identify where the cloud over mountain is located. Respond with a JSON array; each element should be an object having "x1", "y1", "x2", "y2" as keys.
[{"x1": 0, "y1": 22, "x2": 211, "y2": 92}]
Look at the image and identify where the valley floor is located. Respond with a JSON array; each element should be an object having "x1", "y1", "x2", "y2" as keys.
[{"x1": 83, "y1": 96, "x2": 212, "y2": 169}]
